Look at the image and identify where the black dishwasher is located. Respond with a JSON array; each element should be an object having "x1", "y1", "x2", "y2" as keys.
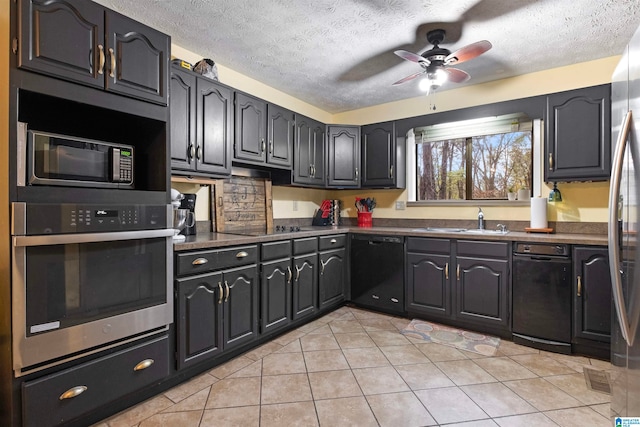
[
  {"x1": 512, "y1": 242, "x2": 572, "y2": 354},
  {"x1": 350, "y1": 234, "x2": 405, "y2": 316}
]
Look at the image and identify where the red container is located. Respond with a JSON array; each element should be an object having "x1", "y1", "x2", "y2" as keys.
[{"x1": 357, "y1": 211, "x2": 372, "y2": 227}]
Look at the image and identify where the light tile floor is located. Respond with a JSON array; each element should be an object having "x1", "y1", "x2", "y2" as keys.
[{"x1": 95, "y1": 306, "x2": 613, "y2": 426}]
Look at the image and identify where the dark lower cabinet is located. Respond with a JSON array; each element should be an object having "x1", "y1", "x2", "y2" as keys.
[
  {"x1": 261, "y1": 258, "x2": 292, "y2": 334},
  {"x1": 22, "y1": 334, "x2": 170, "y2": 427},
  {"x1": 19, "y1": 0, "x2": 170, "y2": 105},
  {"x1": 319, "y1": 248, "x2": 346, "y2": 309},
  {"x1": 456, "y1": 257, "x2": 509, "y2": 329},
  {"x1": 406, "y1": 237, "x2": 510, "y2": 333},
  {"x1": 573, "y1": 246, "x2": 612, "y2": 344},
  {"x1": 293, "y1": 252, "x2": 318, "y2": 320},
  {"x1": 176, "y1": 247, "x2": 258, "y2": 370}
]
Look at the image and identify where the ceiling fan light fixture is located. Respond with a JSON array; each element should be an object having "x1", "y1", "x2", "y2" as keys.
[{"x1": 419, "y1": 68, "x2": 447, "y2": 92}]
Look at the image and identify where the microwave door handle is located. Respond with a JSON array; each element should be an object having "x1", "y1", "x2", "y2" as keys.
[
  {"x1": 13, "y1": 229, "x2": 175, "y2": 247},
  {"x1": 608, "y1": 110, "x2": 633, "y2": 347}
]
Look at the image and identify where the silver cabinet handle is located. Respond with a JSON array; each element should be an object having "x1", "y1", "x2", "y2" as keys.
[
  {"x1": 295, "y1": 265, "x2": 302, "y2": 282},
  {"x1": 218, "y1": 282, "x2": 223, "y2": 304},
  {"x1": 287, "y1": 266, "x2": 292, "y2": 283},
  {"x1": 445, "y1": 262, "x2": 449, "y2": 280},
  {"x1": 97, "y1": 44, "x2": 105, "y2": 75},
  {"x1": 261, "y1": 139, "x2": 266, "y2": 152},
  {"x1": 196, "y1": 146, "x2": 202, "y2": 160},
  {"x1": 269, "y1": 140, "x2": 273, "y2": 154},
  {"x1": 330, "y1": 239, "x2": 337, "y2": 244},
  {"x1": 224, "y1": 281, "x2": 230, "y2": 302},
  {"x1": 309, "y1": 165, "x2": 314, "y2": 176},
  {"x1": 108, "y1": 47, "x2": 116, "y2": 78},
  {"x1": 236, "y1": 251, "x2": 248, "y2": 258},
  {"x1": 192, "y1": 258, "x2": 208, "y2": 266},
  {"x1": 59, "y1": 386, "x2": 87, "y2": 400},
  {"x1": 355, "y1": 167, "x2": 359, "y2": 179},
  {"x1": 189, "y1": 144, "x2": 196, "y2": 159},
  {"x1": 548, "y1": 153, "x2": 554, "y2": 171},
  {"x1": 320, "y1": 259, "x2": 328, "y2": 275},
  {"x1": 389, "y1": 165, "x2": 394, "y2": 178},
  {"x1": 133, "y1": 359, "x2": 154, "y2": 371},
  {"x1": 457, "y1": 264, "x2": 460, "y2": 281}
]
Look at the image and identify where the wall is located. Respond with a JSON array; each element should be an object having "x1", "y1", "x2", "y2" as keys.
[{"x1": 172, "y1": 43, "x2": 616, "y2": 224}]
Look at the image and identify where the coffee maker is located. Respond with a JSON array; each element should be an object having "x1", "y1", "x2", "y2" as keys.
[{"x1": 179, "y1": 193, "x2": 197, "y2": 235}]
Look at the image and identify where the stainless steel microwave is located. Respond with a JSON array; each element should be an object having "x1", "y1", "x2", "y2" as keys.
[{"x1": 17, "y1": 122, "x2": 134, "y2": 189}]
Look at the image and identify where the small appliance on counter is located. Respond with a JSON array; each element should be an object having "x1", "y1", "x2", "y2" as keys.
[
  {"x1": 312, "y1": 199, "x2": 341, "y2": 226},
  {"x1": 179, "y1": 193, "x2": 197, "y2": 236}
]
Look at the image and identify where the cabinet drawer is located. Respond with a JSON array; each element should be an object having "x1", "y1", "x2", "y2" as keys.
[
  {"x1": 22, "y1": 335, "x2": 170, "y2": 427},
  {"x1": 457, "y1": 240, "x2": 509, "y2": 258},
  {"x1": 319, "y1": 234, "x2": 346, "y2": 250},
  {"x1": 216, "y1": 245, "x2": 258, "y2": 269},
  {"x1": 294, "y1": 237, "x2": 317, "y2": 255},
  {"x1": 407, "y1": 237, "x2": 451, "y2": 254},
  {"x1": 176, "y1": 249, "x2": 218, "y2": 276},
  {"x1": 262, "y1": 240, "x2": 292, "y2": 261}
]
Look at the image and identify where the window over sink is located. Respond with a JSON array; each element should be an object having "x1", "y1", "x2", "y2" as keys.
[{"x1": 407, "y1": 113, "x2": 542, "y2": 204}]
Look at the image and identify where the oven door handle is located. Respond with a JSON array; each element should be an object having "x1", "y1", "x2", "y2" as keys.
[{"x1": 13, "y1": 229, "x2": 175, "y2": 247}]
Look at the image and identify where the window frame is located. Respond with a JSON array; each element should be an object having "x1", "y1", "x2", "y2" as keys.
[{"x1": 407, "y1": 117, "x2": 542, "y2": 206}]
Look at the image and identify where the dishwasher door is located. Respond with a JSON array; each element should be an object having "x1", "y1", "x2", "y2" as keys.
[
  {"x1": 350, "y1": 234, "x2": 405, "y2": 315},
  {"x1": 512, "y1": 251, "x2": 572, "y2": 353}
]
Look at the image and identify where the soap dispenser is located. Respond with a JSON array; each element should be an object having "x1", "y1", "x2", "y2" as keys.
[{"x1": 477, "y1": 207, "x2": 485, "y2": 230}]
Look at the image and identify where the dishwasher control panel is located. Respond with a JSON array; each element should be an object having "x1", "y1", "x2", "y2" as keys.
[{"x1": 514, "y1": 242, "x2": 570, "y2": 256}]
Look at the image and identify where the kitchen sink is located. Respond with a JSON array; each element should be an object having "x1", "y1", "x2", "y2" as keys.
[{"x1": 412, "y1": 227, "x2": 509, "y2": 235}]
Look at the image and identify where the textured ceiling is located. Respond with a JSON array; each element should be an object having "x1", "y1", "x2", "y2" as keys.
[{"x1": 94, "y1": 0, "x2": 640, "y2": 113}]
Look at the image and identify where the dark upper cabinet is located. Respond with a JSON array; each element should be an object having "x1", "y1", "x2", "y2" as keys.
[
  {"x1": 294, "y1": 115, "x2": 326, "y2": 186},
  {"x1": 267, "y1": 104, "x2": 295, "y2": 168},
  {"x1": 545, "y1": 84, "x2": 611, "y2": 182},
  {"x1": 361, "y1": 122, "x2": 405, "y2": 189},
  {"x1": 573, "y1": 246, "x2": 612, "y2": 343},
  {"x1": 18, "y1": 0, "x2": 169, "y2": 105},
  {"x1": 327, "y1": 125, "x2": 360, "y2": 188},
  {"x1": 234, "y1": 93, "x2": 294, "y2": 169},
  {"x1": 235, "y1": 92, "x2": 267, "y2": 163},
  {"x1": 170, "y1": 65, "x2": 233, "y2": 176}
]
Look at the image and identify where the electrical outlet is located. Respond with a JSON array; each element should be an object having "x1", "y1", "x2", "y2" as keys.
[
  {"x1": 395, "y1": 201, "x2": 405, "y2": 210},
  {"x1": 292, "y1": 200, "x2": 298, "y2": 211}
]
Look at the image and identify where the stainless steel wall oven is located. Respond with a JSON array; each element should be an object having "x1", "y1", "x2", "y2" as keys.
[{"x1": 11, "y1": 202, "x2": 174, "y2": 376}]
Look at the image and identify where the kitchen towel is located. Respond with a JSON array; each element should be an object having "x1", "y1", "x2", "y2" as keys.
[{"x1": 530, "y1": 196, "x2": 548, "y2": 229}]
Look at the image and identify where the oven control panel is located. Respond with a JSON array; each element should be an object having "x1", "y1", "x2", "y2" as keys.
[{"x1": 14, "y1": 203, "x2": 168, "y2": 235}]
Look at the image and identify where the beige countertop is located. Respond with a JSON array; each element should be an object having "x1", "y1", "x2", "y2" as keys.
[{"x1": 174, "y1": 226, "x2": 607, "y2": 251}]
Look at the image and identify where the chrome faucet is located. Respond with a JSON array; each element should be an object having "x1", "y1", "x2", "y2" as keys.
[
  {"x1": 477, "y1": 208, "x2": 485, "y2": 230},
  {"x1": 496, "y1": 223, "x2": 508, "y2": 233}
]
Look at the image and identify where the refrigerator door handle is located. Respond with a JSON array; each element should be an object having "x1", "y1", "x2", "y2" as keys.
[{"x1": 608, "y1": 110, "x2": 634, "y2": 347}]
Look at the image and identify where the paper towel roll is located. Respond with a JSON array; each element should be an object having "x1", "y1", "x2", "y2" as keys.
[{"x1": 530, "y1": 197, "x2": 548, "y2": 229}]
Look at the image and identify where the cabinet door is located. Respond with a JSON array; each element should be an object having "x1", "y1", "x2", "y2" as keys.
[
  {"x1": 18, "y1": 0, "x2": 104, "y2": 88},
  {"x1": 327, "y1": 125, "x2": 360, "y2": 187},
  {"x1": 235, "y1": 93, "x2": 267, "y2": 163},
  {"x1": 456, "y1": 257, "x2": 509, "y2": 329},
  {"x1": 294, "y1": 116, "x2": 325, "y2": 186},
  {"x1": 293, "y1": 253, "x2": 318, "y2": 320},
  {"x1": 318, "y1": 248, "x2": 346, "y2": 309},
  {"x1": 105, "y1": 11, "x2": 169, "y2": 105},
  {"x1": 261, "y1": 258, "x2": 292, "y2": 334},
  {"x1": 223, "y1": 265, "x2": 259, "y2": 350},
  {"x1": 170, "y1": 67, "x2": 197, "y2": 171},
  {"x1": 176, "y1": 273, "x2": 223, "y2": 369},
  {"x1": 267, "y1": 104, "x2": 294, "y2": 168},
  {"x1": 361, "y1": 123, "x2": 395, "y2": 188},
  {"x1": 311, "y1": 121, "x2": 326, "y2": 185},
  {"x1": 545, "y1": 84, "x2": 611, "y2": 181},
  {"x1": 406, "y1": 252, "x2": 452, "y2": 318},
  {"x1": 573, "y1": 247, "x2": 612, "y2": 342},
  {"x1": 196, "y1": 78, "x2": 233, "y2": 175}
]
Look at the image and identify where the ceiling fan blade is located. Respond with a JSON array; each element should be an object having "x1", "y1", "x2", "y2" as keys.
[
  {"x1": 445, "y1": 40, "x2": 492, "y2": 65},
  {"x1": 392, "y1": 71, "x2": 425, "y2": 86},
  {"x1": 444, "y1": 67, "x2": 471, "y2": 83},
  {"x1": 394, "y1": 50, "x2": 429, "y2": 65}
]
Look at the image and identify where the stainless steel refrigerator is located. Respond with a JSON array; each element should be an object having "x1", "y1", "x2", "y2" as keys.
[{"x1": 609, "y1": 23, "x2": 640, "y2": 418}]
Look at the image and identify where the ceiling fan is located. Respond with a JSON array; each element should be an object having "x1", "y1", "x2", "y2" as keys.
[{"x1": 393, "y1": 29, "x2": 492, "y2": 90}]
